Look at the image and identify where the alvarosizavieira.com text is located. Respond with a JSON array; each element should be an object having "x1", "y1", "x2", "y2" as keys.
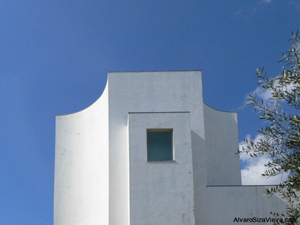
[{"x1": 233, "y1": 217, "x2": 297, "y2": 223}]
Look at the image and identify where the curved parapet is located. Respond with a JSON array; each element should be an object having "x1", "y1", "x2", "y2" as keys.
[
  {"x1": 54, "y1": 81, "x2": 109, "y2": 225},
  {"x1": 203, "y1": 103, "x2": 241, "y2": 186}
]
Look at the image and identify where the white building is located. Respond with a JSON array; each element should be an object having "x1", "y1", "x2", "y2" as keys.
[{"x1": 54, "y1": 71, "x2": 286, "y2": 225}]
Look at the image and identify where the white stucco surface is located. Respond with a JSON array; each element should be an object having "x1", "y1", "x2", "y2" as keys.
[
  {"x1": 204, "y1": 104, "x2": 241, "y2": 185},
  {"x1": 54, "y1": 71, "x2": 287, "y2": 225},
  {"x1": 128, "y1": 112, "x2": 195, "y2": 225},
  {"x1": 108, "y1": 71, "x2": 206, "y2": 225},
  {"x1": 54, "y1": 83, "x2": 109, "y2": 225},
  {"x1": 205, "y1": 186, "x2": 286, "y2": 225}
]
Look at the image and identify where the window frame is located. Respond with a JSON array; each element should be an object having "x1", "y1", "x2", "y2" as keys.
[{"x1": 146, "y1": 128, "x2": 175, "y2": 162}]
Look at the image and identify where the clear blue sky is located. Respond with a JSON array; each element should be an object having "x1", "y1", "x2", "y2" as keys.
[{"x1": 0, "y1": 1, "x2": 299, "y2": 224}]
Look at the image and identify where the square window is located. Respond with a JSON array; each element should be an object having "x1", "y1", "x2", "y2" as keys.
[{"x1": 147, "y1": 129, "x2": 173, "y2": 161}]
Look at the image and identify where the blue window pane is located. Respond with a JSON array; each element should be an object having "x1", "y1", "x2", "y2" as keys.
[{"x1": 147, "y1": 130, "x2": 173, "y2": 161}]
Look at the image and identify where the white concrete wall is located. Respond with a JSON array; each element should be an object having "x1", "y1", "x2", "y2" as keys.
[
  {"x1": 204, "y1": 104, "x2": 241, "y2": 185},
  {"x1": 128, "y1": 112, "x2": 195, "y2": 225},
  {"x1": 108, "y1": 71, "x2": 207, "y2": 225},
  {"x1": 204, "y1": 186, "x2": 286, "y2": 225},
  {"x1": 53, "y1": 70, "x2": 288, "y2": 225},
  {"x1": 54, "y1": 83, "x2": 109, "y2": 225}
]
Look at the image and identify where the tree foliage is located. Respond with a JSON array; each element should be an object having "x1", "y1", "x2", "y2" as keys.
[{"x1": 239, "y1": 32, "x2": 300, "y2": 224}]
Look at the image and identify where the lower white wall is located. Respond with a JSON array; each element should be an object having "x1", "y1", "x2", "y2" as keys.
[{"x1": 203, "y1": 186, "x2": 286, "y2": 225}]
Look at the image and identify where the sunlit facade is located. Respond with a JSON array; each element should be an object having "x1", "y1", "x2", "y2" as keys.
[{"x1": 54, "y1": 71, "x2": 286, "y2": 225}]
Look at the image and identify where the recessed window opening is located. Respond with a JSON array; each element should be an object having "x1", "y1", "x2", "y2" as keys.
[{"x1": 147, "y1": 129, "x2": 173, "y2": 161}]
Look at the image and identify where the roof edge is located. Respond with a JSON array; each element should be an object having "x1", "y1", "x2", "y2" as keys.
[
  {"x1": 108, "y1": 70, "x2": 202, "y2": 73},
  {"x1": 203, "y1": 102, "x2": 237, "y2": 114}
]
